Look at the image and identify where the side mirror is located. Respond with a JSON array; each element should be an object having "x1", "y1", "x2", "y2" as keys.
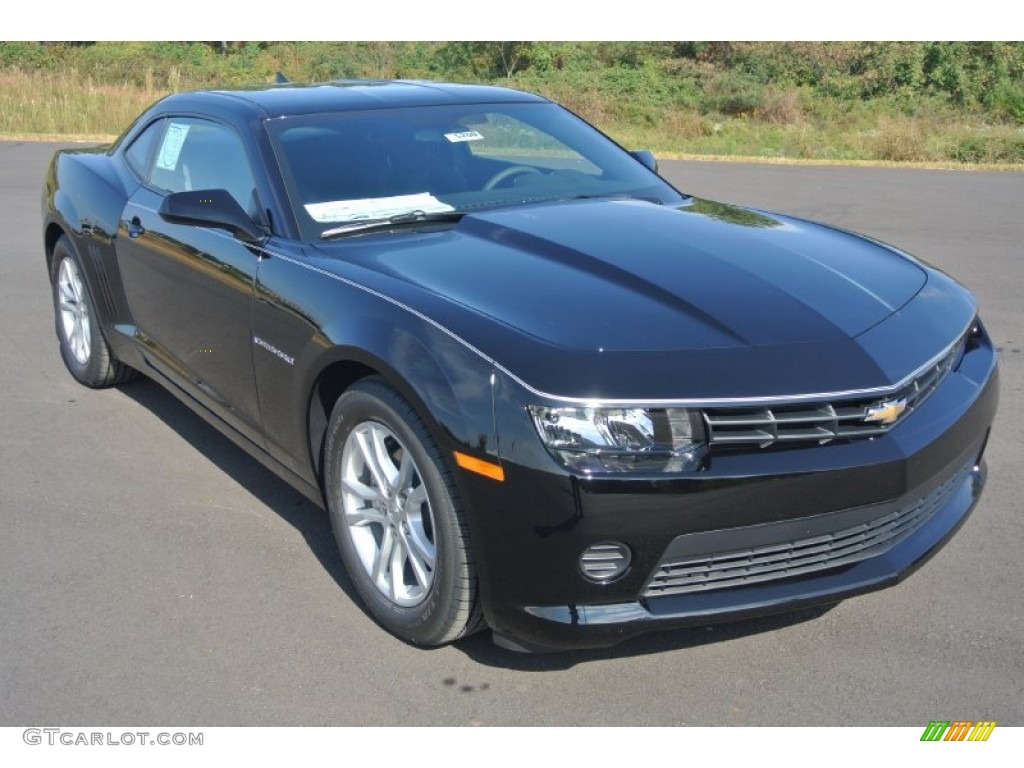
[
  {"x1": 631, "y1": 149, "x2": 658, "y2": 174},
  {"x1": 158, "y1": 189, "x2": 264, "y2": 243}
]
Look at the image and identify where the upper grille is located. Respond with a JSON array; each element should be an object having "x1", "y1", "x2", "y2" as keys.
[
  {"x1": 703, "y1": 335, "x2": 966, "y2": 449},
  {"x1": 643, "y1": 459, "x2": 974, "y2": 599}
]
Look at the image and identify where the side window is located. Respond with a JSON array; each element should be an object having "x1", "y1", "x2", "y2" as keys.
[
  {"x1": 147, "y1": 117, "x2": 259, "y2": 217},
  {"x1": 124, "y1": 119, "x2": 164, "y2": 179}
]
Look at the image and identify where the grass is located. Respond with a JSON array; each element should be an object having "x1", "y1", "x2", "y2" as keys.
[
  {"x1": 598, "y1": 108, "x2": 1024, "y2": 166},
  {"x1": 1, "y1": 66, "x2": 1022, "y2": 170},
  {"x1": 0, "y1": 70, "x2": 164, "y2": 137}
]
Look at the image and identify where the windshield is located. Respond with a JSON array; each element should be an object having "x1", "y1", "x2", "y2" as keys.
[{"x1": 266, "y1": 102, "x2": 686, "y2": 240}]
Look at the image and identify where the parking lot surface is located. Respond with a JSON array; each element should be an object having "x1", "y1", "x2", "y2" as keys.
[{"x1": 2, "y1": 141, "x2": 1021, "y2": 725}]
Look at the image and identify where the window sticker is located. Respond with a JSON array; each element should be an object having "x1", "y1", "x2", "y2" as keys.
[
  {"x1": 156, "y1": 122, "x2": 190, "y2": 171},
  {"x1": 305, "y1": 193, "x2": 454, "y2": 223},
  {"x1": 443, "y1": 130, "x2": 485, "y2": 143}
]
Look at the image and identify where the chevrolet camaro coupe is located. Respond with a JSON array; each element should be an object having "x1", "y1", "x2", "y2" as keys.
[{"x1": 42, "y1": 81, "x2": 999, "y2": 651}]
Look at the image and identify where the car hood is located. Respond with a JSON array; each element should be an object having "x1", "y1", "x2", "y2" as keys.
[{"x1": 315, "y1": 198, "x2": 975, "y2": 400}]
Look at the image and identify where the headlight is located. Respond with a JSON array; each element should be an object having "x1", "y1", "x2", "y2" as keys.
[{"x1": 529, "y1": 406, "x2": 707, "y2": 474}]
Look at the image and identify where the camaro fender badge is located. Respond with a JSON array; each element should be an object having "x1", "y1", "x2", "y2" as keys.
[
  {"x1": 864, "y1": 397, "x2": 908, "y2": 425},
  {"x1": 253, "y1": 335, "x2": 295, "y2": 366}
]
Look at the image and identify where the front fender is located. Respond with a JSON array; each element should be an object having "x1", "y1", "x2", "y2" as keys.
[{"x1": 251, "y1": 249, "x2": 498, "y2": 491}]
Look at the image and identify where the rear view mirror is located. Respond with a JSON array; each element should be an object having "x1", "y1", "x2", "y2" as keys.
[{"x1": 631, "y1": 149, "x2": 658, "y2": 174}]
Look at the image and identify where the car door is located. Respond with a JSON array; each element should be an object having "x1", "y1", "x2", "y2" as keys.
[{"x1": 116, "y1": 116, "x2": 266, "y2": 447}]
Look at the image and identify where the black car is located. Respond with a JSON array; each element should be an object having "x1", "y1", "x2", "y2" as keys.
[{"x1": 42, "y1": 80, "x2": 998, "y2": 652}]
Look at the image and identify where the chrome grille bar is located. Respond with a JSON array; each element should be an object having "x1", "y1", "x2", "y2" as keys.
[
  {"x1": 643, "y1": 460, "x2": 973, "y2": 598},
  {"x1": 703, "y1": 335, "x2": 966, "y2": 449}
]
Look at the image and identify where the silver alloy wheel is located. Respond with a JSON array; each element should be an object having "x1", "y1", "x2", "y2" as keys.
[
  {"x1": 340, "y1": 421, "x2": 437, "y2": 607},
  {"x1": 57, "y1": 256, "x2": 91, "y2": 366}
]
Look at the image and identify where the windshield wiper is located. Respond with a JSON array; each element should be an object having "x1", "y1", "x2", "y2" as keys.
[{"x1": 320, "y1": 210, "x2": 466, "y2": 239}]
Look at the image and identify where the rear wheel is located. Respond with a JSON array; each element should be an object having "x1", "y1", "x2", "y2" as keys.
[
  {"x1": 50, "y1": 235, "x2": 136, "y2": 388},
  {"x1": 324, "y1": 378, "x2": 484, "y2": 646}
]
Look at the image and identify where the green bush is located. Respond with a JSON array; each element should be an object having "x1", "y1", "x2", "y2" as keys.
[
  {"x1": 701, "y1": 71, "x2": 764, "y2": 115},
  {"x1": 950, "y1": 134, "x2": 1024, "y2": 163},
  {"x1": 990, "y1": 79, "x2": 1024, "y2": 123}
]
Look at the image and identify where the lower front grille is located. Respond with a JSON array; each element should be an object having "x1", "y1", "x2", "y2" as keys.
[{"x1": 643, "y1": 460, "x2": 974, "y2": 599}]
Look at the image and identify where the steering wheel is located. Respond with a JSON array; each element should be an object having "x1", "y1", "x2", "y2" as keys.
[{"x1": 483, "y1": 165, "x2": 543, "y2": 191}]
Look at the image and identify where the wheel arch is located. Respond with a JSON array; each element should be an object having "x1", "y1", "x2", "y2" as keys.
[
  {"x1": 304, "y1": 337, "x2": 491, "y2": 490},
  {"x1": 44, "y1": 220, "x2": 66, "y2": 258},
  {"x1": 306, "y1": 354, "x2": 380, "y2": 484}
]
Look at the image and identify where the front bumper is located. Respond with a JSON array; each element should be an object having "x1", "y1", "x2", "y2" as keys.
[
  {"x1": 499, "y1": 452, "x2": 986, "y2": 652},
  {"x1": 459, "y1": 336, "x2": 998, "y2": 652}
]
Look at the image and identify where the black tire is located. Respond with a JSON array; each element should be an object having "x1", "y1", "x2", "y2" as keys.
[
  {"x1": 324, "y1": 377, "x2": 484, "y2": 646},
  {"x1": 49, "y1": 235, "x2": 136, "y2": 388}
]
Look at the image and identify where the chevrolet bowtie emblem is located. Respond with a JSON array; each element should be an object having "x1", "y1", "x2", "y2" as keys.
[{"x1": 864, "y1": 398, "x2": 908, "y2": 426}]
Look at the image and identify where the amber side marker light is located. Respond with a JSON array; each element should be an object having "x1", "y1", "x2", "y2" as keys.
[{"x1": 454, "y1": 451, "x2": 505, "y2": 482}]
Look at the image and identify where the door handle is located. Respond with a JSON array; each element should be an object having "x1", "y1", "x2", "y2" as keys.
[{"x1": 126, "y1": 217, "x2": 145, "y2": 238}]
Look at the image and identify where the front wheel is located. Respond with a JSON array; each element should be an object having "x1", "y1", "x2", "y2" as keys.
[{"x1": 324, "y1": 378, "x2": 484, "y2": 646}]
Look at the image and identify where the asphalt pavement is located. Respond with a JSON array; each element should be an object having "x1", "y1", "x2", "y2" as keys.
[{"x1": 1, "y1": 141, "x2": 1021, "y2": 725}]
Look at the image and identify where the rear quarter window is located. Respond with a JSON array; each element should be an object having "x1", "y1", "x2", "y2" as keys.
[{"x1": 123, "y1": 119, "x2": 164, "y2": 179}]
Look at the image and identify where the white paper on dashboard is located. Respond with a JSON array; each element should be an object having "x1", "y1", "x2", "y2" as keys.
[
  {"x1": 444, "y1": 130, "x2": 485, "y2": 143},
  {"x1": 305, "y1": 193, "x2": 454, "y2": 223},
  {"x1": 156, "y1": 123, "x2": 190, "y2": 171}
]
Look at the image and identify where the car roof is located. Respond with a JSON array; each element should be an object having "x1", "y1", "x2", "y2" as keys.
[{"x1": 154, "y1": 80, "x2": 549, "y2": 120}]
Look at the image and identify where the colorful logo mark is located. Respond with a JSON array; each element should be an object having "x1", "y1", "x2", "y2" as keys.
[{"x1": 920, "y1": 721, "x2": 996, "y2": 742}]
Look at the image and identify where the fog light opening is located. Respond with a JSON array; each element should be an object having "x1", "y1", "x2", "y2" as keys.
[{"x1": 580, "y1": 541, "x2": 632, "y2": 583}]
